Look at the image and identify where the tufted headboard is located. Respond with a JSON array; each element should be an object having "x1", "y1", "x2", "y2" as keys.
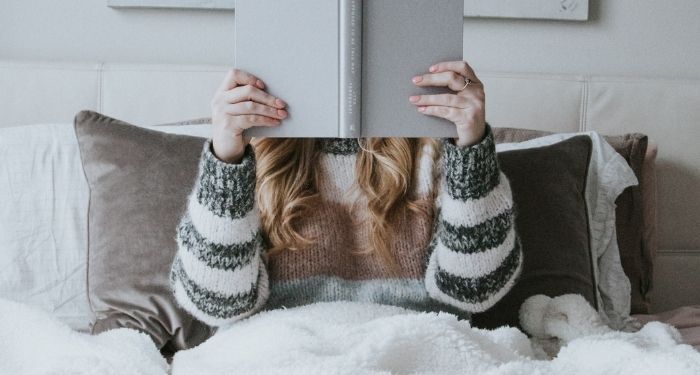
[{"x1": 1, "y1": 59, "x2": 698, "y2": 312}]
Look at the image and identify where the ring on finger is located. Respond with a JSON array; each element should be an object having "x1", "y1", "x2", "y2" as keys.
[{"x1": 459, "y1": 78, "x2": 472, "y2": 91}]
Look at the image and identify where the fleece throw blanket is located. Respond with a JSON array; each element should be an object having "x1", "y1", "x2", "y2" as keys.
[
  {"x1": 2, "y1": 295, "x2": 699, "y2": 374},
  {"x1": 0, "y1": 298, "x2": 168, "y2": 375},
  {"x1": 172, "y1": 294, "x2": 700, "y2": 375}
]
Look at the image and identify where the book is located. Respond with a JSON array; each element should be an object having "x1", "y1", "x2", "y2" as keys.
[{"x1": 235, "y1": 0, "x2": 464, "y2": 138}]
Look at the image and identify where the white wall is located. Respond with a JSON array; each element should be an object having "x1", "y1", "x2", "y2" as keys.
[{"x1": 2, "y1": 0, "x2": 700, "y2": 79}]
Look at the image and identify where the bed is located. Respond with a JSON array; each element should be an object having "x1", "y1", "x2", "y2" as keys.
[{"x1": 1, "y1": 60, "x2": 699, "y2": 372}]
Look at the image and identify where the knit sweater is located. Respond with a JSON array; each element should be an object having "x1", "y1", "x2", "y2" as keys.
[{"x1": 169, "y1": 124, "x2": 523, "y2": 328}]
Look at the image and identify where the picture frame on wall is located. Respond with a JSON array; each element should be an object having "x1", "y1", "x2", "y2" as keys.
[
  {"x1": 107, "y1": 0, "x2": 235, "y2": 10},
  {"x1": 107, "y1": 0, "x2": 588, "y2": 21},
  {"x1": 463, "y1": 0, "x2": 589, "y2": 21}
]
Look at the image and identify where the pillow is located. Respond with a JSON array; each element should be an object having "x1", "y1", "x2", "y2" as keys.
[
  {"x1": 74, "y1": 111, "x2": 216, "y2": 356},
  {"x1": 0, "y1": 121, "x2": 214, "y2": 334},
  {"x1": 492, "y1": 127, "x2": 652, "y2": 314},
  {"x1": 0, "y1": 123, "x2": 92, "y2": 332},
  {"x1": 471, "y1": 135, "x2": 597, "y2": 330},
  {"x1": 641, "y1": 143, "x2": 658, "y2": 309},
  {"x1": 601, "y1": 134, "x2": 650, "y2": 313},
  {"x1": 491, "y1": 129, "x2": 641, "y2": 330}
]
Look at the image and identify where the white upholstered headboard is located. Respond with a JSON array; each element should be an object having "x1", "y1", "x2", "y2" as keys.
[{"x1": 1, "y1": 59, "x2": 698, "y2": 312}]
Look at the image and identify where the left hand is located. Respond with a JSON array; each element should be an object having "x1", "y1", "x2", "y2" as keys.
[{"x1": 409, "y1": 60, "x2": 486, "y2": 147}]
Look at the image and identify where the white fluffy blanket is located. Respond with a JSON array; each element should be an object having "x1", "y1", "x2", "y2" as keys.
[
  {"x1": 172, "y1": 294, "x2": 700, "y2": 375},
  {"x1": 2, "y1": 295, "x2": 699, "y2": 375},
  {"x1": 0, "y1": 298, "x2": 168, "y2": 375}
]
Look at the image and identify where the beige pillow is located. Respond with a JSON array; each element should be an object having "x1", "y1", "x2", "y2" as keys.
[{"x1": 74, "y1": 111, "x2": 216, "y2": 358}]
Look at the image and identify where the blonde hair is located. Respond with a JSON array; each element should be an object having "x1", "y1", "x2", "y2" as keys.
[{"x1": 250, "y1": 137, "x2": 441, "y2": 276}]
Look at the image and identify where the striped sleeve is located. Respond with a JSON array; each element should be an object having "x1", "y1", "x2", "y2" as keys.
[
  {"x1": 425, "y1": 123, "x2": 524, "y2": 313},
  {"x1": 168, "y1": 140, "x2": 270, "y2": 327}
]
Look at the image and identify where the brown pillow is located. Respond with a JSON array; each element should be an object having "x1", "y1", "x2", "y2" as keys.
[
  {"x1": 74, "y1": 111, "x2": 215, "y2": 358},
  {"x1": 471, "y1": 135, "x2": 596, "y2": 330},
  {"x1": 601, "y1": 134, "x2": 650, "y2": 313},
  {"x1": 492, "y1": 127, "x2": 652, "y2": 313},
  {"x1": 641, "y1": 143, "x2": 658, "y2": 307}
]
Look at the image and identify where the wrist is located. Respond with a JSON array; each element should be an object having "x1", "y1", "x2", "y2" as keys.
[
  {"x1": 197, "y1": 140, "x2": 258, "y2": 219},
  {"x1": 454, "y1": 124, "x2": 487, "y2": 148},
  {"x1": 212, "y1": 138, "x2": 246, "y2": 164},
  {"x1": 442, "y1": 124, "x2": 499, "y2": 200}
]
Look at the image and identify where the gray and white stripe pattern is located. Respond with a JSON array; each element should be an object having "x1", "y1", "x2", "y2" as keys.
[
  {"x1": 424, "y1": 125, "x2": 524, "y2": 313},
  {"x1": 169, "y1": 141, "x2": 270, "y2": 327}
]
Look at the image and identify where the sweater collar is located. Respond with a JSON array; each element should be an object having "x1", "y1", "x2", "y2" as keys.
[{"x1": 318, "y1": 138, "x2": 361, "y2": 155}]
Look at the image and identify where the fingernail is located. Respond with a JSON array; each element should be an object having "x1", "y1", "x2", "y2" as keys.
[
  {"x1": 277, "y1": 109, "x2": 288, "y2": 118},
  {"x1": 256, "y1": 80, "x2": 265, "y2": 89},
  {"x1": 275, "y1": 98, "x2": 286, "y2": 107},
  {"x1": 429, "y1": 65, "x2": 437, "y2": 72},
  {"x1": 409, "y1": 96, "x2": 420, "y2": 103},
  {"x1": 418, "y1": 107, "x2": 426, "y2": 112},
  {"x1": 412, "y1": 76, "x2": 423, "y2": 84}
]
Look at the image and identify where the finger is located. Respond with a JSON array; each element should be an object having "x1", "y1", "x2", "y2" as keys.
[
  {"x1": 224, "y1": 101, "x2": 288, "y2": 120},
  {"x1": 429, "y1": 60, "x2": 481, "y2": 83},
  {"x1": 413, "y1": 71, "x2": 466, "y2": 91},
  {"x1": 218, "y1": 68, "x2": 266, "y2": 92},
  {"x1": 221, "y1": 85, "x2": 287, "y2": 109},
  {"x1": 417, "y1": 105, "x2": 463, "y2": 123},
  {"x1": 234, "y1": 114, "x2": 282, "y2": 130},
  {"x1": 409, "y1": 93, "x2": 469, "y2": 108}
]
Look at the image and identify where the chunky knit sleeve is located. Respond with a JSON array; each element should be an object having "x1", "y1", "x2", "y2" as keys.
[
  {"x1": 425, "y1": 123, "x2": 524, "y2": 313},
  {"x1": 169, "y1": 140, "x2": 270, "y2": 327}
]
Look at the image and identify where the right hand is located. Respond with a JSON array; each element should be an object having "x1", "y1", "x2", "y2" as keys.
[{"x1": 211, "y1": 69, "x2": 288, "y2": 164}]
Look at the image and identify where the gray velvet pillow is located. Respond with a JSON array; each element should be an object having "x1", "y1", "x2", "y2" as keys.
[
  {"x1": 471, "y1": 135, "x2": 596, "y2": 330},
  {"x1": 74, "y1": 110, "x2": 215, "y2": 357}
]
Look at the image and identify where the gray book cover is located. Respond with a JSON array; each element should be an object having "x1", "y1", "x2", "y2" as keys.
[{"x1": 235, "y1": 0, "x2": 463, "y2": 138}]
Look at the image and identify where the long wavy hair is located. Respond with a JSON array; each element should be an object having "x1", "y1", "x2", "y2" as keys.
[{"x1": 249, "y1": 137, "x2": 441, "y2": 276}]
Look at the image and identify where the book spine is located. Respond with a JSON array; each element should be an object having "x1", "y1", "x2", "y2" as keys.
[{"x1": 339, "y1": 0, "x2": 362, "y2": 138}]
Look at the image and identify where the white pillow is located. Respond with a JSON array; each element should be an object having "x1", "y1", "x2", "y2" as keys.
[
  {"x1": 496, "y1": 132, "x2": 638, "y2": 330},
  {"x1": 0, "y1": 122, "x2": 212, "y2": 332}
]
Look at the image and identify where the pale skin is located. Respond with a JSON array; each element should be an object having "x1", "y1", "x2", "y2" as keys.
[{"x1": 211, "y1": 60, "x2": 486, "y2": 164}]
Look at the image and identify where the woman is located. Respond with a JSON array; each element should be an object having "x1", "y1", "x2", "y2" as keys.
[{"x1": 169, "y1": 60, "x2": 523, "y2": 327}]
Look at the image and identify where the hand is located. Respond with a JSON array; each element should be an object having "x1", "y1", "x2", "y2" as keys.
[
  {"x1": 211, "y1": 69, "x2": 289, "y2": 163},
  {"x1": 409, "y1": 60, "x2": 486, "y2": 147}
]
